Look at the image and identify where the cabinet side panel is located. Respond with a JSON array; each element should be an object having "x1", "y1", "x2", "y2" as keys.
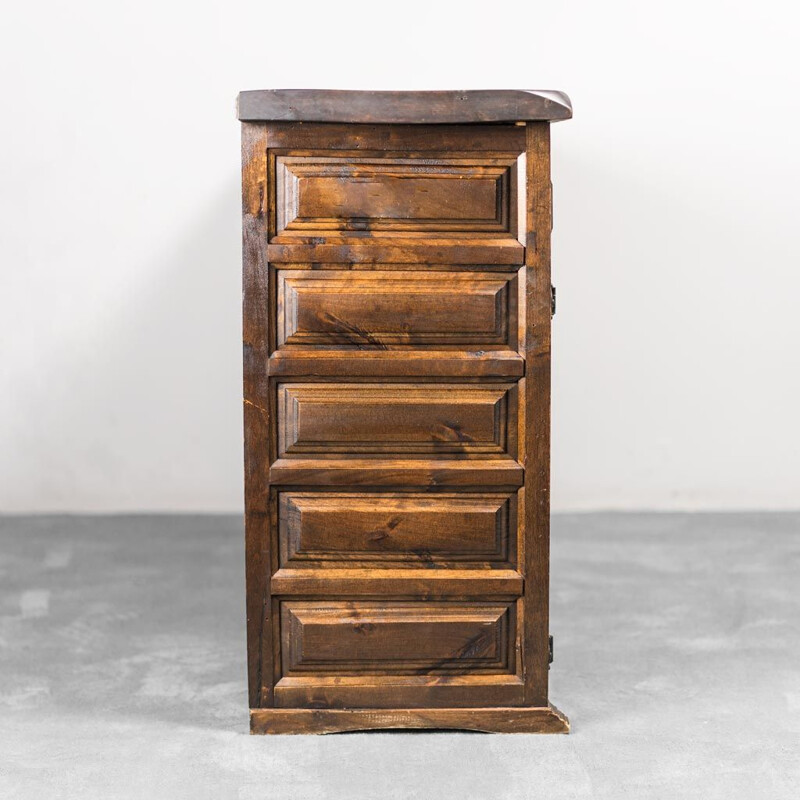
[
  {"x1": 242, "y1": 122, "x2": 273, "y2": 707},
  {"x1": 523, "y1": 122, "x2": 552, "y2": 706}
]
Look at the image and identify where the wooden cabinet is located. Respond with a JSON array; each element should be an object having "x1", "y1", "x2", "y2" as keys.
[{"x1": 238, "y1": 90, "x2": 572, "y2": 734}]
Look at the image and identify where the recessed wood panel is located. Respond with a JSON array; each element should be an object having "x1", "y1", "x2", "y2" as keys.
[
  {"x1": 278, "y1": 492, "x2": 515, "y2": 566},
  {"x1": 280, "y1": 601, "x2": 515, "y2": 675},
  {"x1": 274, "y1": 152, "x2": 519, "y2": 236},
  {"x1": 277, "y1": 383, "x2": 515, "y2": 457},
  {"x1": 277, "y1": 271, "x2": 515, "y2": 349}
]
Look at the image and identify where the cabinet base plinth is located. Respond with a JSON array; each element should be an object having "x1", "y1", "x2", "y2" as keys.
[{"x1": 250, "y1": 704, "x2": 569, "y2": 735}]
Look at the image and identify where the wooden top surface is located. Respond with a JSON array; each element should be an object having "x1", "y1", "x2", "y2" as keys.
[{"x1": 237, "y1": 89, "x2": 572, "y2": 123}]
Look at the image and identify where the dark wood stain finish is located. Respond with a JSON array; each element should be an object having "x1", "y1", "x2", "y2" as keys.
[
  {"x1": 278, "y1": 492, "x2": 515, "y2": 567},
  {"x1": 274, "y1": 154, "x2": 517, "y2": 236},
  {"x1": 251, "y1": 705, "x2": 570, "y2": 734},
  {"x1": 238, "y1": 89, "x2": 572, "y2": 124},
  {"x1": 277, "y1": 382, "x2": 515, "y2": 457},
  {"x1": 277, "y1": 271, "x2": 516, "y2": 350},
  {"x1": 280, "y1": 601, "x2": 514, "y2": 675},
  {"x1": 240, "y1": 90, "x2": 571, "y2": 734}
]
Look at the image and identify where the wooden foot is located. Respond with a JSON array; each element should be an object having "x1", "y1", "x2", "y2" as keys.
[{"x1": 250, "y1": 704, "x2": 569, "y2": 735}]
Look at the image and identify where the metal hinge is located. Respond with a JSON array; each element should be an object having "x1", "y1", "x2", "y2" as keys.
[
  {"x1": 550, "y1": 285, "x2": 556, "y2": 318},
  {"x1": 549, "y1": 635, "x2": 554, "y2": 666}
]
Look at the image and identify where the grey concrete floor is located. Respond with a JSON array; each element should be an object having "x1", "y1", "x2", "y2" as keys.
[{"x1": 0, "y1": 513, "x2": 797, "y2": 799}]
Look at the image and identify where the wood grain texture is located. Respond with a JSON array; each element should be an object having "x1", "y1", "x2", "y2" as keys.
[
  {"x1": 241, "y1": 105, "x2": 570, "y2": 733},
  {"x1": 264, "y1": 124, "x2": 526, "y2": 263},
  {"x1": 270, "y1": 569, "x2": 523, "y2": 597},
  {"x1": 280, "y1": 601, "x2": 515, "y2": 675},
  {"x1": 241, "y1": 123, "x2": 273, "y2": 708},
  {"x1": 273, "y1": 674, "x2": 525, "y2": 709},
  {"x1": 277, "y1": 271, "x2": 516, "y2": 350},
  {"x1": 522, "y1": 123, "x2": 553, "y2": 706},
  {"x1": 268, "y1": 457, "x2": 523, "y2": 487},
  {"x1": 275, "y1": 154, "x2": 515, "y2": 236},
  {"x1": 262, "y1": 122, "x2": 527, "y2": 152},
  {"x1": 266, "y1": 239, "x2": 524, "y2": 265},
  {"x1": 250, "y1": 704, "x2": 570, "y2": 734},
  {"x1": 237, "y1": 90, "x2": 572, "y2": 123},
  {"x1": 267, "y1": 350, "x2": 525, "y2": 378},
  {"x1": 278, "y1": 492, "x2": 515, "y2": 566},
  {"x1": 277, "y1": 383, "x2": 516, "y2": 457}
]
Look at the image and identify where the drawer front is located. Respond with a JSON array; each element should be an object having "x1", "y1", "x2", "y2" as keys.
[
  {"x1": 278, "y1": 492, "x2": 516, "y2": 566},
  {"x1": 277, "y1": 270, "x2": 517, "y2": 349},
  {"x1": 277, "y1": 383, "x2": 516, "y2": 457},
  {"x1": 280, "y1": 601, "x2": 515, "y2": 675},
  {"x1": 273, "y1": 152, "x2": 519, "y2": 237}
]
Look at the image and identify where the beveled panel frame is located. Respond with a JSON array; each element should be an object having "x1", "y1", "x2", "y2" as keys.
[
  {"x1": 278, "y1": 491, "x2": 516, "y2": 567},
  {"x1": 280, "y1": 600, "x2": 515, "y2": 676},
  {"x1": 273, "y1": 152, "x2": 518, "y2": 236},
  {"x1": 277, "y1": 382, "x2": 517, "y2": 457},
  {"x1": 276, "y1": 270, "x2": 517, "y2": 350}
]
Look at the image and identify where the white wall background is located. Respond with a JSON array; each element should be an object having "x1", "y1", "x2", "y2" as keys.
[{"x1": 1, "y1": 0, "x2": 798, "y2": 512}]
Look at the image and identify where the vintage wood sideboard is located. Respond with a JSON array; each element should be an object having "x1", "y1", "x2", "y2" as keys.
[{"x1": 238, "y1": 90, "x2": 572, "y2": 734}]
